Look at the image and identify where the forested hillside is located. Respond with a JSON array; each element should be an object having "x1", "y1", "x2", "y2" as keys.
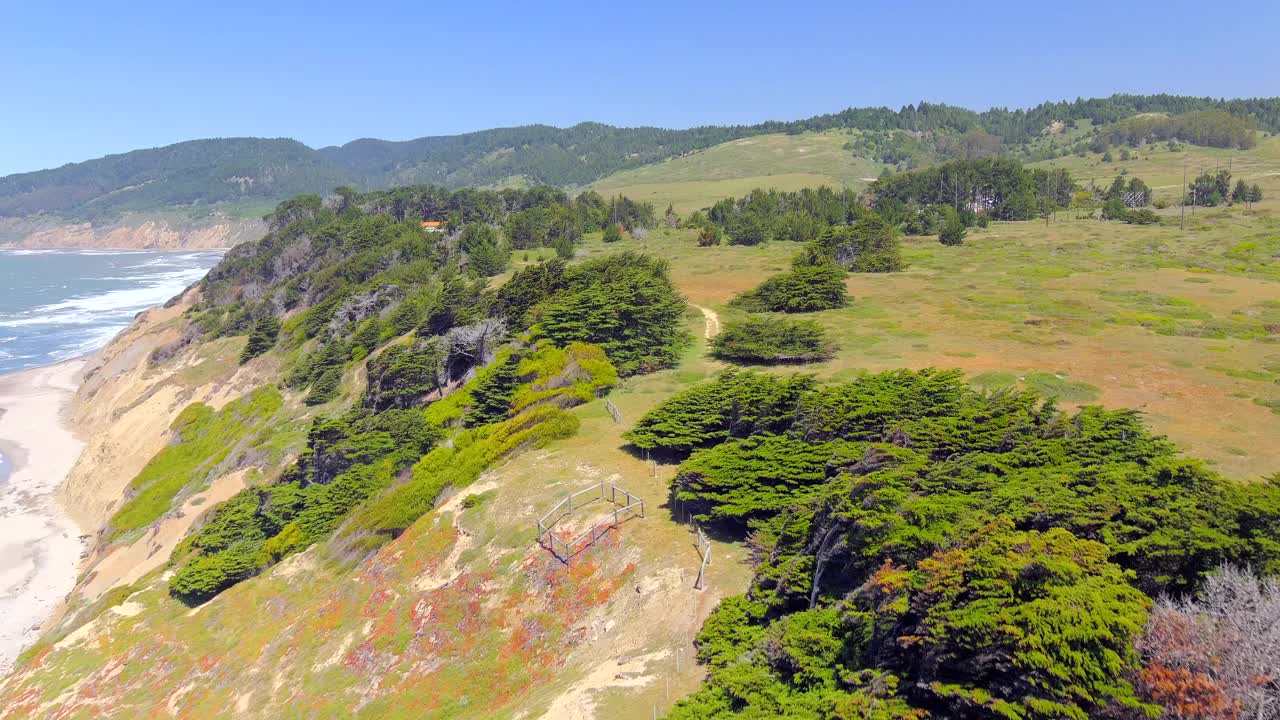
[
  {"x1": 0, "y1": 138, "x2": 348, "y2": 221},
  {"x1": 5, "y1": 94, "x2": 1278, "y2": 224}
]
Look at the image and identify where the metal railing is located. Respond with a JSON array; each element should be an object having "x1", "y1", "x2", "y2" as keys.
[{"x1": 536, "y1": 480, "x2": 644, "y2": 561}]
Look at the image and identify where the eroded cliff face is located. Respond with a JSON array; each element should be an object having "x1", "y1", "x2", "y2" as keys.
[
  {"x1": 59, "y1": 289, "x2": 278, "y2": 599},
  {"x1": 1, "y1": 218, "x2": 261, "y2": 250}
]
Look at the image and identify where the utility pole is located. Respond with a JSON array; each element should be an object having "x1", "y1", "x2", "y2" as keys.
[{"x1": 1181, "y1": 162, "x2": 1187, "y2": 230}]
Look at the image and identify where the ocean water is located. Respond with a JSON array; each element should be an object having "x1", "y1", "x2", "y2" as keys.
[{"x1": 0, "y1": 249, "x2": 222, "y2": 376}]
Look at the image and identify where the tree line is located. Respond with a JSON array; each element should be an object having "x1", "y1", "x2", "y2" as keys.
[
  {"x1": 7, "y1": 94, "x2": 1277, "y2": 222},
  {"x1": 1098, "y1": 109, "x2": 1259, "y2": 150}
]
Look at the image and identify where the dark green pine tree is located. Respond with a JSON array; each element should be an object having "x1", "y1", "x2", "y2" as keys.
[
  {"x1": 1233, "y1": 179, "x2": 1250, "y2": 204},
  {"x1": 461, "y1": 224, "x2": 510, "y2": 276},
  {"x1": 466, "y1": 354, "x2": 522, "y2": 426},
  {"x1": 938, "y1": 217, "x2": 967, "y2": 246},
  {"x1": 239, "y1": 316, "x2": 281, "y2": 364}
]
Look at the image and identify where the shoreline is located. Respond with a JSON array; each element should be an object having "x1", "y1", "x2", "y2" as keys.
[
  {"x1": 0, "y1": 358, "x2": 89, "y2": 674},
  {"x1": 0, "y1": 245, "x2": 232, "y2": 252}
]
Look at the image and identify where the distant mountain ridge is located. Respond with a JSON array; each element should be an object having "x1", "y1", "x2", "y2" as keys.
[{"x1": 4, "y1": 94, "x2": 1279, "y2": 222}]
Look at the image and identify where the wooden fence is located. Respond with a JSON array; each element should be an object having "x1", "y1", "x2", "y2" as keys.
[
  {"x1": 604, "y1": 398, "x2": 622, "y2": 424},
  {"x1": 693, "y1": 524, "x2": 712, "y2": 590},
  {"x1": 536, "y1": 480, "x2": 644, "y2": 561}
]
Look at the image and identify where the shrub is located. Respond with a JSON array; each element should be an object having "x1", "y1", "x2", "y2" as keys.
[
  {"x1": 726, "y1": 213, "x2": 772, "y2": 246},
  {"x1": 796, "y1": 216, "x2": 904, "y2": 273},
  {"x1": 903, "y1": 204, "x2": 953, "y2": 236},
  {"x1": 730, "y1": 264, "x2": 848, "y2": 313},
  {"x1": 1137, "y1": 565, "x2": 1280, "y2": 719},
  {"x1": 602, "y1": 224, "x2": 624, "y2": 243},
  {"x1": 696, "y1": 224, "x2": 723, "y2": 247},
  {"x1": 710, "y1": 316, "x2": 836, "y2": 364},
  {"x1": 937, "y1": 217, "x2": 967, "y2": 246},
  {"x1": 338, "y1": 404, "x2": 581, "y2": 550},
  {"x1": 1102, "y1": 197, "x2": 1129, "y2": 221},
  {"x1": 109, "y1": 388, "x2": 282, "y2": 539},
  {"x1": 172, "y1": 342, "x2": 617, "y2": 602},
  {"x1": 1125, "y1": 208, "x2": 1160, "y2": 225}
]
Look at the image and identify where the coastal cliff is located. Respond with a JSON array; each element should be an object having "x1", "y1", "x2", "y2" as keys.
[
  {"x1": 0, "y1": 217, "x2": 261, "y2": 250},
  {"x1": 59, "y1": 289, "x2": 277, "y2": 597}
]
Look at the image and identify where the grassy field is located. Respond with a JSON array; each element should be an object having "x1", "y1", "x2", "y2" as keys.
[
  {"x1": 587, "y1": 131, "x2": 888, "y2": 213},
  {"x1": 575, "y1": 196, "x2": 1280, "y2": 482}
]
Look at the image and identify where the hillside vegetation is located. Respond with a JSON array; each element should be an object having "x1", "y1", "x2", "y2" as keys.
[
  {"x1": 6, "y1": 94, "x2": 1280, "y2": 224},
  {"x1": 5, "y1": 102, "x2": 1280, "y2": 719}
]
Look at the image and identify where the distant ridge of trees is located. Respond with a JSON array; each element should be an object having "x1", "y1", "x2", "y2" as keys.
[{"x1": 3, "y1": 94, "x2": 1278, "y2": 222}]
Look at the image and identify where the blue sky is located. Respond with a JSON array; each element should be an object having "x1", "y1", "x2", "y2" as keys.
[{"x1": 2, "y1": 0, "x2": 1278, "y2": 176}]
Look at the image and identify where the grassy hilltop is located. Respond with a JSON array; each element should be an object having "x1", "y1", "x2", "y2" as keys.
[{"x1": 588, "y1": 132, "x2": 889, "y2": 214}]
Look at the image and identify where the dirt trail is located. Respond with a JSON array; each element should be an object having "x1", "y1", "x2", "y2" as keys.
[{"x1": 694, "y1": 305, "x2": 720, "y2": 339}]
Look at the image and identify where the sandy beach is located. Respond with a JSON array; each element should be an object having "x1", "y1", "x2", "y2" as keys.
[{"x1": 0, "y1": 359, "x2": 86, "y2": 674}]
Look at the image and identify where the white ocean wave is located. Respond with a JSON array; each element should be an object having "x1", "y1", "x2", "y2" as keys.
[
  {"x1": 0, "y1": 268, "x2": 204, "y2": 329},
  {"x1": 0, "y1": 250, "x2": 218, "y2": 373}
]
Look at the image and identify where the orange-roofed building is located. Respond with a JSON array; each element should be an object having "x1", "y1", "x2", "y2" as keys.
[{"x1": 420, "y1": 221, "x2": 445, "y2": 232}]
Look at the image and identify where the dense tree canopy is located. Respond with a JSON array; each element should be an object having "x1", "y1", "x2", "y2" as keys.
[
  {"x1": 628, "y1": 368, "x2": 1280, "y2": 718},
  {"x1": 1099, "y1": 109, "x2": 1258, "y2": 150},
  {"x1": 539, "y1": 252, "x2": 690, "y2": 374},
  {"x1": 706, "y1": 187, "x2": 866, "y2": 246},
  {"x1": 869, "y1": 157, "x2": 1076, "y2": 221}
]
